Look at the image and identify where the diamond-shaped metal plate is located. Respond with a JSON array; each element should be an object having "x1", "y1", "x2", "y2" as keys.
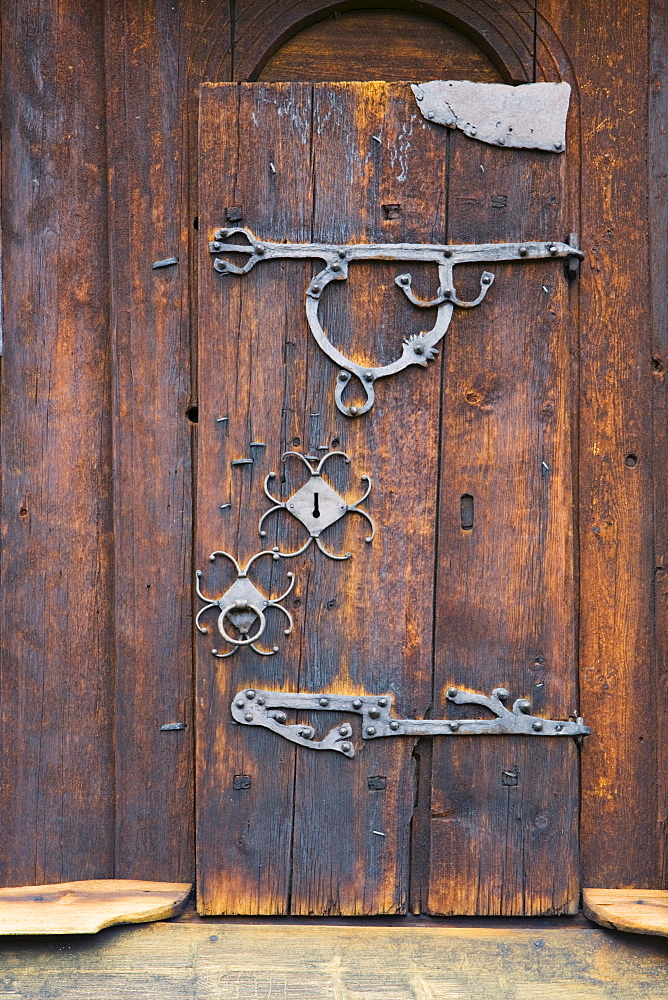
[{"x1": 286, "y1": 477, "x2": 348, "y2": 535}]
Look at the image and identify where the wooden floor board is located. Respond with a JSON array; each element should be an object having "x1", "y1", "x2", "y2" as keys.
[{"x1": 1, "y1": 921, "x2": 667, "y2": 998}]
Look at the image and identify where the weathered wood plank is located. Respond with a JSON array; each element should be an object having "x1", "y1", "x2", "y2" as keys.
[
  {"x1": 0, "y1": 880, "x2": 191, "y2": 935},
  {"x1": 649, "y1": 0, "x2": 668, "y2": 884},
  {"x1": 426, "y1": 126, "x2": 579, "y2": 914},
  {"x1": 0, "y1": 0, "x2": 115, "y2": 885},
  {"x1": 287, "y1": 82, "x2": 445, "y2": 915},
  {"x1": 196, "y1": 82, "x2": 315, "y2": 914},
  {"x1": 104, "y1": 0, "x2": 197, "y2": 881},
  {"x1": 542, "y1": 0, "x2": 659, "y2": 888},
  {"x1": 2, "y1": 921, "x2": 668, "y2": 998},
  {"x1": 584, "y1": 889, "x2": 668, "y2": 938}
]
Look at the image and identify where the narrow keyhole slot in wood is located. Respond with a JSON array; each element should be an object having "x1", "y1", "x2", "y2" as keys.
[
  {"x1": 312, "y1": 492, "x2": 321, "y2": 518},
  {"x1": 460, "y1": 494, "x2": 474, "y2": 530}
]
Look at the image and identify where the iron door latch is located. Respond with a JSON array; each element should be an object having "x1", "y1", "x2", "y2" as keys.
[
  {"x1": 210, "y1": 227, "x2": 583, "y2": 417},
  {"x1": 231, "y1": 687, "x2": 589, "y2": 757}
]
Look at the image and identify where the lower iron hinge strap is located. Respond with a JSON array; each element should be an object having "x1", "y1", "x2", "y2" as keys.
[{"x1": 230, "y1": 686, "x2": 589, "y2": 758}]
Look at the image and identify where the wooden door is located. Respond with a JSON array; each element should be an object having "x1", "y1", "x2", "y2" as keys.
[{"x1": 196, "y1": 81, "x2": 580, "y2": 916}]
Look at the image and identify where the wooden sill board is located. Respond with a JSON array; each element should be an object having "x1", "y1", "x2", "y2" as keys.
[
  {"x1": 0, "y1": 879, "x2": 192, "y2": 935},
  {"x1": 1, "y1": 920, "x2": 667, "y2": 998},
  {"x1": 584, "y1": 889, "x2": 668, "y2": 938}
]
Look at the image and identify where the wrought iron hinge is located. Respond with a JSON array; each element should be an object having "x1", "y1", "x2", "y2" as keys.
[{"x1": 231, "y1": 687, "x2": 589, "y2": 758}]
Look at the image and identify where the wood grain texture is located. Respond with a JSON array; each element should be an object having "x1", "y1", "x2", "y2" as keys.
[
  {"x1": 0, "y1": 0, "x2": 115, "y2": 885},
  {"x1": 650, "y1": 0, "x2": 668, "y2": 884},
  {"x1": 197, "y1": 82, "x2": 445, "y2": 914},
  {"x1": 425, "y1": 125, "x2": 579, "y2": 915},
  {"x1": 104, "y1": 0, "x2": 198, "y2": 881},
  {"x1": 2, "y1": 921, "x2": 668, "y2": 998},
  {"x1": 541, "y1": 0, "x2": 659, "y2": 888},
  {"x1": 0, "y1": 880, "x2": 191, "y2": 935},
  {"x1": 584, "y1": 889, "x2": 668, "y2": 939},
  {"x1": 258, "y1": 10, "x2": 503, "y2": 83},
  {"x1": 234, "y1": 1, "x2": 535, "y2": 83}
]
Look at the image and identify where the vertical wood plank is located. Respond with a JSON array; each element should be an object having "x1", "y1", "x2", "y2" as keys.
[
  {"x1": 0, "y1": 0, "x2": 115, "y2": 883},
  {"x1": 197, "y1": 82, "x2": 315, "y2": 914},
  {"x1": 287, "y1": 83, "x2": 445, "y2": 915},
  {"x1": 427, "y1": 132, "x2": 579, "y2": 914},
  {"x1": 105, "y1": 0, "x2": 196, "y2": 881},
  {"x1": 650, "y1": 0, "x2": 668, "y2": 884},
  {"x1": 542, "y1": 0, "x2": 659, "y2": 888}
]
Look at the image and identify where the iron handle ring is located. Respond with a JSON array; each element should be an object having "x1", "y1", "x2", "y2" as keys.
[{"x1": 217, "y1": 601, "x2": 267, "y2": 647}]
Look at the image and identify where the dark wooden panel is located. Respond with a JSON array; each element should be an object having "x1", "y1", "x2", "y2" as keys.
[
  {"x1": 426, "y1": 131, "x2": 579, "y2": 914},
  {"x1": 0, "y1": 0, "x2": 115, "y2": 883},
  {"x1": 197, "y1": 82, "x2": 315, "y2": 914},
  {"x1": 3, "y1": 920, "x2": 668, "y2": 999},
  {"x1": 258, "y1": 10, "x2": 502, "y2": 83},
  {"x1": 650, "y1": 0, "x2": 668, "y2": 884},
  {"x1": 288, "y1": 82, "x2": 445, "y2": 915},
  {"x1": 197, "y1": 82, "x2": 444, "y2": 914},
  {"x1": 105, "y1": 0, "x2": 200, "y2": 881},
  {"x1": 234, "y1": 1, "x2": 534, "y2": 83},
  {"x1": 542, "y1": 0, "x2": 659, "y2": 888}
]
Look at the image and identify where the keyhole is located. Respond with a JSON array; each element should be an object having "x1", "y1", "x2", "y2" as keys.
[{"x1": 312, "y1": 492, "x2": 321, "y2": 518}]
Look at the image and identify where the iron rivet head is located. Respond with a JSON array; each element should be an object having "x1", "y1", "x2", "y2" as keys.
[
  {"x1": 311, "y1": 284, "x2": 320, "y2": 294},
  {"x1": 533, "y1": 721, "x2": 543, "y2": 731},
  {"x1": 482, "y1": 274, "x2": 492, "y2": 284},
  {"x1": 217, "y1": 261, "x2": 227, "y2": 271},
  {"x1": 319, "y1": 697, "x2": 329, "y2": 707},
  {"x1": 447, "y1": 687, "x2": 458, "y2": 698},
  {"x1": 519, "y1": 246, "x2": 528, "y2": 256},
  {"x1": 554, "y1": 141, "x2": 564, "y2": 150},
  {"x1": 257, "y1": 697, "x2": 265, "y2": 706},
  {"x1": 331, "y1": 262, "x2": 341, "y2": 272},
  {"x1": 449, "y1": 722, "x2": 460, "y2": 731},
  {"x1": 366, "y1": 726, "x2": 376, "y2": 735},
  {"x1": 518, "y1": 699, "x2": 531, "y2": 714},
  {"x1": 556, "y1": 724, "x2": 563, "y2": 732},
  {"x1": 338, "y1": 249, "x2": 347, "y2": 259},
  {"x1": 364, "y1": 371, "x2": 374, "y2": 381},
  {"x1": 341, "y1": 742, "x2": 352, "y2": 752},
  {"x1": 416, "y1": 92, "x2": 424, "y2": 101},
  {"x1": 289, "y1": 503, "x2": 295, "y2": 509},
  {"x1": 339, "y1": 726, "x2": 348, "y2": 736},
  {"x1": 349, "y1": 406, "x2": 358, "y2": 415},
  {"x1": 369, "y1": 708, "x2": 380, "y2": 719},
  {"x1": 275, "y1": 712, "x2": 287, "y2": 724},
  {"x1": 443, "y1": 289, "x2": 451, "y2": 298},
  {"x1": 352, "y1": 698, "x2": 363, "y2": 709},
  {"x1": 498, "y1": 136, "x2": 506, "y2": 145},
  {"x1": 496, "y1": 688, "x2": 510, "y2": 701},
  {"x1": 338, "y1": 371, "x2": 348, "y2": 381},
  {"x1": 244, "y1": 713, "x2": 253, "y2": 722},
  {"x1": 427, "y1": 111, "x2": 435, "y2": 119},
  {"x1": 470, "y1": 127, "x2": 477, "y2": 136},
  {"x1": 340, "y1": 504, "x2": 346, "y2": 510},
  {"x1": 235, "y1": 698, "x2": 245, "y2": 708},
  {"x1": 246, "y1": 690, "x2": 255, "y2": 698},
  {"x1": 389, "y1": 721, "x2": 399, "y2": 731},
  {"x1": 301, "y1": 729, "x2": 312, "y2": 738},
  {"x1": 255, "y1": 243, "x2": 265, "y2": 254},
  {"x1": 444, "y1": 248, "x2": 452, "y2": 257},
  {"x1": 414, "y1": 345, "x2": 424, "y2": 356},
  {"x1": 399, "y1": 275, "x2": 409, "y2": 284},
  {"x1": 211, "y1": 241, "x2": 222, "y2": 251},
  {"x1": 378, "y1": 697, "x2": 388, "y2": 707},
  {"x1": 549, "y1": 244, "x2": 558, "y2": 255}
]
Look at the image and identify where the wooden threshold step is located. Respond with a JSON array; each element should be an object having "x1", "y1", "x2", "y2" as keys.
[
  {"x1": 584, "y1": 888, "x2": 668, "y2": 937},
  {"x1": 0, "y1": 879, "x2": 192, "y2": 935}
]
